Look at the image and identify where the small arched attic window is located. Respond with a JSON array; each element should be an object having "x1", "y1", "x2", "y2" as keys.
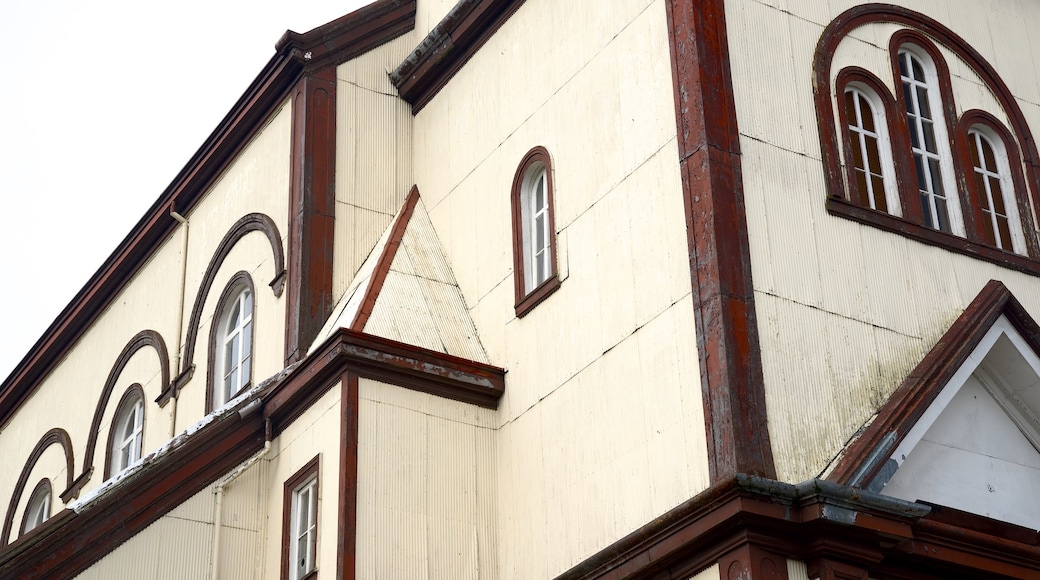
[
  {"x1": 815, "y1": 7, "x2": 1040, "y2": 270},
  {"x1": 20, "y1": 479, "x2": 51, "y2": 536},
  {"x1": 511, "y1": 146, "x2": 561, "y2": 318},
  {"x1": 208, "y1": 272, "x2": 255, "y2": 412},
  {"x1": 106, "y1": 384, "x2": 145, "y2": 477}
]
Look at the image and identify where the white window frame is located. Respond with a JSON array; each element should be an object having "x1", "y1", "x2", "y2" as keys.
[
  {"x1": 521, "y1": 163, "x2": 552, "y2": 293},
  {"x1": 289, "y1": 475, "x2": 318, "y2": 580},
  {"x1": 843, "y1": 83, "x2": 901, "y2": 216},
  {"x1": 22, "y1": 481, "x2": 50, "y2": 535},
  {"x1": 214, "y1": 285, "x2": 253, "y2": 408},
  {"x1": 113, "y1": 396, "x2": 144, "y2": 473},
  {"x1": 968, "y1": 126, "x2": 1026, "y2": 254},
  {"x1": 898, "y1": 44, "x2": 964, "y2": 236}
]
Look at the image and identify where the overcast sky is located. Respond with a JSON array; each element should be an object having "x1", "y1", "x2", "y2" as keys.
[{"x1": 0, "y1": 0, "x2": 376, "y2": 380}]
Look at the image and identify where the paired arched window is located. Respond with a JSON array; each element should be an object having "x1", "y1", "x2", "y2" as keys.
[
  {"x1": 107, "y1": 384, "x2": 145, "y2": 477},
  {"x1": 511, "y1": 146, "x2": 561, "y2": 317},
  {"x1": 209, "y1": 273, "x2": 255, "y2": 411},
  {"x1": 821, "y1": 20, "x2": 1040, "y2": 268}
]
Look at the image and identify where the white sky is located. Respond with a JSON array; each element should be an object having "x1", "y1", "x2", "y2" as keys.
[{"x1": 0, "y1": 0, "x2": 376, "y2": 381}]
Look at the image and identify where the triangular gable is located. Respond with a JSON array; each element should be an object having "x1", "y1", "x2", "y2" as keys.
[
  {"x1": 829, "y1": 280, "x2": 1040, "y2": 526},
  {"x1": 309, "y1": 186, "x2": 489, "y2": 364}
]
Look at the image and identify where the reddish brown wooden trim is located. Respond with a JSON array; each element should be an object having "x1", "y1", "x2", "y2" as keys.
[
  {"x1": 833, "y1": 67, "x2": 913, "y2": 214},
  {"x1": 281, "y1": 455, "x2": 320, "y2": 580},
  {"x1": 77, "y1": 329, "x2": 171, "y2": 497},
  {"x1": 511, "y1": 146, "x2": 561, "y2": 318},
  {"x1": 556, "y1": 473, "x2": 1040, "y2": 580},
  {"x1": 350, "y1": 185, "x2": 421, "y2": 332},
  {"x1": 827, "y1": 197, "x2": 1040, "y2": 277},
  {"x1": 828, "y1": 279, "x2": 1038, "y2": 486},
  {"x1": 266, "y1": 329, "x2": 505, "y2": 430},
  {"x1": 276, "y1": 0, "x2": 416, "y2": 73},
  {"x1": 17, "y1": 479, "x2": 51, "y2": 539},
  {"x1": 336, "y1": 372, "x2": 359, "y2": 580},
  {"x1": 813, "y1": 4, "x2": 1040, "y2": 264},
  {"x1": 285, "y1": 68, "x2": 338, "y2": 365},
  {"x1": 205, "y1": 272, "x2": 258, "y2": 413},
  {"x1": 0, "y1": 0, "x2": 416, "y2": 430},
  {"x1": 182, "y1": 213, "x2": 285, "y2": 380},
  {"x1": 957, "y1": 109, "x2": 1040, "y2": 258},
  {"x1": 665, "y1": 0, "x2": 775, "y2": 480},
  {"x1": 390, "y1": 0, "x2": 526, "y2": 112},
  {"x1": 2, "y1": 428, "x2": 73, "y2": 547},
  {"x1": 103, "y1": 383, "x2": 145, "y2": 479}
]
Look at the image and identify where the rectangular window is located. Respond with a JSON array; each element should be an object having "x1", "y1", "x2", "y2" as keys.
[{"x1": 282, "y1": 456, "x2": 319, "y2": 580}]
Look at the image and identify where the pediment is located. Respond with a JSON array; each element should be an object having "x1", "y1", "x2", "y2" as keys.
[
  {"x1": 309, "y1": 186, "x2": 489, "y2": 364},
  {"x1": 829, "y1": 281, "x2": 1040, "y2": 529}
]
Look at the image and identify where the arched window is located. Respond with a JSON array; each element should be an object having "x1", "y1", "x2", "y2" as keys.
[
  {"x1": 898, "y1": 45, "x2": 961, "y2": 234},
  {"x1": 107, "y1": 385, "x2": 145, "y2": 477},
  {"x1": 210, "y1": 274, "x2": 255, "y2": 411},
  {"x1": 839, "y1": 75, "x2": 901, "y2": 216},
  {"x1": 20, "y1": 479, "x2": 50, "y2": 536},
  {"x1": 511, "y1": 146, "x2": 561, "y2": 318},
  {"x1": 967, "y1": 126, "x2": 1025, "y2": 254}
]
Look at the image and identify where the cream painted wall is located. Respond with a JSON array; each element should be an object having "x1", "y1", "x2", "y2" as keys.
[
  {"x1": 410, "y1": 0, "x2": 705, "y2": 576},
  {"x1": 0, "y1": 101, "x2": 292, "y2": 525},
  {"x1": 262, "y1": 381, "x2": 341, "y2": 580},
  {"x1": 726, "y1": 0, "x2": 1040, "y2": 483},
  {"x1": 355, "y1": 378, "x2": 498, "y2": 579},
  {"x1": 333, "y1": 33, "x2": 418, "y2": 301}
]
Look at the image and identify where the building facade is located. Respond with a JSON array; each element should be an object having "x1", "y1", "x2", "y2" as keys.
[{"x1": 2, "y1": 0, "x2": 1040, "y2": 578}]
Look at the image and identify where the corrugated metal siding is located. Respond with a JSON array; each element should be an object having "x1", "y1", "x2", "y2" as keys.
[
  {"x1": 334, "y1": 34, "x2": 415, "y2": 299},
  {"x1": 364, "y1": 198, "x2": 490, "y2": 363},
  {"x1": 356, "y1": 379, "x2": 497, "y2": 579}
]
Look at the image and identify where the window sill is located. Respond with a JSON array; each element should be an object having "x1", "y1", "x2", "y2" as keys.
[
  {"x1": 826, "y1": 197, "x2": 1039, "y2": 275},
  {"x1": 514, "y1": 275, "x2": 561, "y2": 318}
]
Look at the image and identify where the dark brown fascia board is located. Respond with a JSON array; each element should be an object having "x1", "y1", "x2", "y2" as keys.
[
  {"x1": 829, "y1": 279, "x2": 1040, "y2": 487},
  {"x1": 555, "y1": 474, "x2": 1040, "y2": 580},
  {"x1": 0, "y1": 0, "x2": 418, "y2": 430},
  {"x1": 390, "y1": 0, "x2": 526, "y2": 112},
  {"x1": 264, "y1": 328, "x2": 506, "y2": 432},
  {"x1": 276, "y1": 0, "x2": 416, "y2": 73}
]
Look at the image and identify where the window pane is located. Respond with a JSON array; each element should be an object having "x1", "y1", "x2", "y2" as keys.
[
  {"x1": 916, "y1": 86, "x2": 931, "y2": 119},
  {"x1": 969, "y1": 134, "x2": 981, "y2": 167},
  {"x1": 997, "y1": 215, "x2": 1013, "y2": 250},
  {"x1": 981, "y1": 209, "x2": 997, "y2": 246},
  {"x1": 908, "y1": 116, "x2": 920, "y2": 149},
  {"x1": 990, "y1": 176, "x2": 1007, "y2": 214},
  {"x1": 921, "y1": 120, "x2": 937, "y2": 153},
  {"x1": 920, "y1": 192, "x2": 933, "y2": 228},
  {"x1": 902, "y1": 83, "x2": 913, "y2": 112},
  {"x1": 871, "y1": 175, "x2": 888, "y2": 213},
  {"x1": 898, "y1": 53, "x2": 909, "y2": 77},
  {"x1": 928, "y1": 158, "x2": 944, "y2": 196},
  {"x1": 982, "y1": 137, "x2": 998, "y2": 170},
  {"x1": 535, "y1": 214, "x2": 545, "y2": 251},
  {"x1": 914, "y1": 154, "x2": 927, "y2": 191},
  {"x1": 911, "y1": 57, "x2": 924, "y2": 80},
  {"x1": 934, "y1": 195, "x2": 950, "y2": 232},
  {"x1": 865, "y1": 135, "x2": 882, "y2": 175}
]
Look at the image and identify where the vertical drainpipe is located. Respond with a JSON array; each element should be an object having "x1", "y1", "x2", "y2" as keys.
[
  {"x1": 210, "y1": 413, "x2": 271, "y2": 580},
  {"x1": 170, "y1": 209, "x2": 190, "y2": 438}
]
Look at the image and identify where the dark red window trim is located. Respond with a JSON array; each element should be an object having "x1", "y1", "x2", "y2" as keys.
[
  {"x1": 281, "y1": 455, "x2": 320, "y2": 580},
  {"x1": 511, "y1": 146, "x2": 561, "y2": 318},
  {"x1": 815, "y1": 5, "x2": 1040, "y2": 273}
]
